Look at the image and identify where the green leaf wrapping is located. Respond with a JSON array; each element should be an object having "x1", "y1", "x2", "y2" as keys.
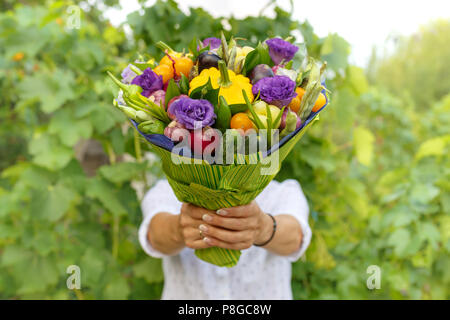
[{"x1": 149, "y1": 117, "x2": 320, "y2": 267}]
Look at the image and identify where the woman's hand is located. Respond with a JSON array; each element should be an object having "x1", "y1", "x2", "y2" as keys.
[
  {"x1": 180, "y1": 201, "x2": 274, "y2": 250},
  {"x1": 152, "y1": 201, "x2": 302, "y2": 256}
]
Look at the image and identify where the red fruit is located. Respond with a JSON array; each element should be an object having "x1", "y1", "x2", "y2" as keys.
[{"x1": 189, "y1": 128, "x2": 220, "y2": 155}]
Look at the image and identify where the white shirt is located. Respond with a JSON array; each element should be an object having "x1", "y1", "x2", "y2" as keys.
[{"x1": 139, "y1": 179, "x2": 312, "y2": 300}]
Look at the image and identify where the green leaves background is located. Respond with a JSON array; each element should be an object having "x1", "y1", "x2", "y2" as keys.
[{"x1": 0, "y1": 0, "x2": 448, "y2": 300}]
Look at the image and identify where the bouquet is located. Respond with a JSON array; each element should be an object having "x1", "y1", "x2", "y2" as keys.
[{"x1": 107, "y1": 34, "x2": 329, "y2": 267}]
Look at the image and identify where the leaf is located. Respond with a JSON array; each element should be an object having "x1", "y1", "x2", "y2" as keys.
[
  {"x1": 80, "y1": 248, "x2": 106, "y2": 286},
  {"x1": 49, "y1": 109, "x2": 93, "y2": 147},
  {"x1": 29, "y1": 134, "x2": 73, "y2": 170},
  {"x1": 307, "y1": 233, "x2": 336, "y2": 270},
  {"x1": 415, "y1": 135, "x2": 450, "y2": 160},
  {"x1": 18, "y1": 70, "x2": 75, "y2": 113},
  {"x1": 353, "y1": 126, "x2": 375, "y2": 166},
  {"x1": 98, "y1": 162, "x2": 147, "y2": 185},
  {"x1": 179, "y1": 73, "x2": 190, "y2": 95},
  {"x1": 87, "y1": 178, "x2": 127, "y2": 217},
  {"x1": 132, "y1": 258, "x2": 164, "y2": 284},
  {"x1": 189, "y1": 78, "x2": 220, "y2": 106},
  {"x1": 164, "y1": 78, "x2": 181, "y2": 108},
  {"x1": 241, "y1": 42, "x2": 272, "y2": 76},
  {"x1": 348, "y1": 66, "x2": 368, "y2": 95},
  {"x1": 320, "y1": 33, "x2": 350, "y2": 71},
  {"x1": 103, "y1": 276, "x2": 130, "y2": 300},
  {"x1": 30, "y1": 183, "x2": 77, "y2": 222},
  {"x1": 387, "y1": 229, "x2": 411, "y2": 257},
  {"x1": 215, "y1": 96, "x2": 231, "y2": 131},
  {"x1": 409, "y1": 184, "x2": 440, "y2": 205}
]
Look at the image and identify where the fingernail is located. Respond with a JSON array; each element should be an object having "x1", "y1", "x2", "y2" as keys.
[
  {"x1": 216, "y1": 209, "x2": 227, "y2": 216},
  {"x1": 202, "y1": 214, "x2": 212, "y2": 222},
  {"x1": 199, "y1": 224, "x2": 208, "y2": 232},
  {"x1": 203, "y1": 237, "x2": 212, "y2": 244}
]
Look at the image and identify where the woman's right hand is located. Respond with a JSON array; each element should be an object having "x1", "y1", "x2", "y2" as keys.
[{"x1": 178, "y1": 203, "x2": 214, "y2": 249}]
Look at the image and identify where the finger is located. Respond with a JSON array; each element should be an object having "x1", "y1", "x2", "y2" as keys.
[
  {"x1": 203, "y1": 236, "x2": 252, "y2": 250},
  {"x1": 185, "y1": 239, "x2": 213, "y2": 249},
  {"x1": 216, "y1": 201, "x2": 259, "y2": 218},
  {"x1": 202, "y1": 214, "x2": 257, "y2": 231},
  {"x1": 182, "y1": 227, "x2": 206, "y2": 241},
  {"x1": 182, "y1": 203, "x2": 215, "y2": 220},
  {"x1": 199, "y1": 224, "x2": 252, "y2": 244},
  {"x1": 179, "y1": 214, "x2": 204, "y2": 229}
]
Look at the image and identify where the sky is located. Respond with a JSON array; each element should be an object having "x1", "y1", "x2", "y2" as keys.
[{"x1": 104, "y1": 0, "x2": 450, "y2": 67}]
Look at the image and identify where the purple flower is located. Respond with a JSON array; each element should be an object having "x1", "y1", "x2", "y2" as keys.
[
  {"x1": 168, "y1": 97, "x2": 216, "y2": 129},
  {"x1": 199, "y1": 37, "x2": 221, "y2": 50},
  {"x1": 131, "y1": 68, "x2": 163, "y2": 97},
  {"x1": 252, "y1": 75, "x2": 297, "y2": 108},
  {"x1": 266, "y1": 38, "x2": 299, "y2": 65},
  {"x1": 121, "y1": 64, "x2": 137, "y2": 84}
]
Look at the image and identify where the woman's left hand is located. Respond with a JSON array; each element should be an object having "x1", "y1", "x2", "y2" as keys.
[{"x1": 198, "y1": 201, "x2": 274, "y2": 250}]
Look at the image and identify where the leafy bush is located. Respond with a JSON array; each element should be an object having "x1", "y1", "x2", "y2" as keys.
[{"x1": 0, "y1": 0, "x2": 448, "y2": 299}]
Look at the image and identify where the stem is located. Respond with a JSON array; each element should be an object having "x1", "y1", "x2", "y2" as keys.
[
  {"x1": 156, "y1": 41, "x2": 175, "y2": 54},
  {"x1": 218, "y1": 60, "x2": 232, "y2": 87},
  {"x1": 105, "y1": 141, "x2": 116, "y2": 165},
  {"x1": 129, "y1": 64, "x2": 143, "y2": 75},
  {"x1": 134, "y1": 129, "x2": 149, "y2": 189},
  {"x1": 107, "y1": 71, "x2": 128, "y2": 92},
  {"x1": 112, "y1": 215, "x2": 119, "y2": 259},
  {"x1": 134, "y1": 129, "x2": 142, "y2": 162}
]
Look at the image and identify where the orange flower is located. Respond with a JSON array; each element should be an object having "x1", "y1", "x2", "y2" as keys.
[{"x1": 12, "y1": 52, "x2": 24, "y2": 62}]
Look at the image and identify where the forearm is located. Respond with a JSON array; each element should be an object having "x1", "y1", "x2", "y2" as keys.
[
  {"x1": 257, "y1": 214, "x2": 303, "y2": 256},
  {"x1": 148, "y1": 212, "x2": 184, "y2": 255}
]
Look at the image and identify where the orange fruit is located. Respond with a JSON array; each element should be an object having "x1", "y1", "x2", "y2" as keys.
[
  {"x1": 295, "y1": 87, "x2": 306, "y2": 100},
  {"x1": 288, "y1": 96, "x2": 301, "y2": 113},
  {"x1": 230, "y1": 113, "x2": 255, "y2": 132},
  {"x1": 153, "y1": 64, "x2": 174, "y2": 83},
  {"x1": 159, "y1": 54, "x2": 176, "y2": 68},
  {"x1": 312, "y1": 93, "x2": 326, "y2": 112},
  {"x1": 174, "y1": 57, "x2": 194, "y2": 77}
]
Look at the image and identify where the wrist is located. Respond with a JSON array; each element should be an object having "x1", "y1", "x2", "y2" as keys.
[
  {"x1": 255, "y1": 213, "x2": 274, "y2": 245},
  {"x1": 173, "y1": 213, "x2": 185, "y2": 246}
]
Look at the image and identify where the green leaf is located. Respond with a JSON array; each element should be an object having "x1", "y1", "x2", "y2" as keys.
[
  {"x1": 215, "y1": 96, "x2": 232, "y2": 131},
  {"x1": 415, "y1": 135, "x2": 450, "y2": 160},
  {"x1": 387, "y1": 229, "x2": 411, "y2": 256},
  {"x1": 320, "y1": 33, "x2": 350, "y2": 71},
  {"x1": 164, "y1": 78, "x2": 181, "y2": 108},
  {"x1": 29, "y1": 134, "x2": 73, "y2": 170},
  {"x1": 30, "y1": 183, "x2": 77, "y2": 222},
  {"x1": 103, "y1": 276, "x2": 130, "y2": 300},
  {"x1": 49, "y1": 110, "x2": 93, "y2": 147},
  {"x1": 179, "y1": 73, "x2": 190, "y2": 95},
  {"x1": 241, "y1": 42, "x2": 272, "y2": 76},
  {"x1": 132, "y1": 258, "x2": 164, "y2": 284},
  {"x1": 87, "y1": 178, "x2": 127, "y2": 217},
  {"x1": 98, "y1": 162, "x2": 147, "y2": 185},
  {"x1": 18, "y1": 70, "x2": 75, "y2": 113},
  {"x1": 353, "y1": 126, "x2": 375, "y2": 166},
  {"x1": 80, "y1": 248, "x2": 106, "y2": 286}
]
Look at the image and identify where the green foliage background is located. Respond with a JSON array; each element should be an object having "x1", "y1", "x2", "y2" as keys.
[{"x1": 0, "y1": 0, "x2": 448, "y2": 299}]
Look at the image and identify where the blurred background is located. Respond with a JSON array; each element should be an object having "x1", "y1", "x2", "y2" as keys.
[{"x1": 0, "y1": 0, "x2": 448, "y2": 299}]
